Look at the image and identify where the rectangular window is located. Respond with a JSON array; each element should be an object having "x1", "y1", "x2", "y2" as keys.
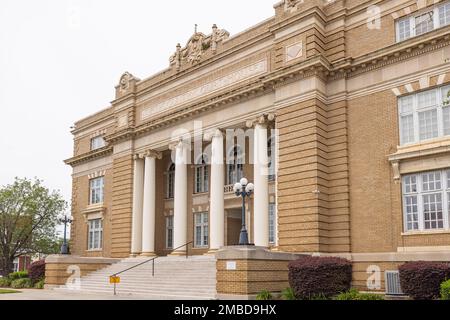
[
  {"x1": 166, "y1": 216, "x2": 173, "y2": 249},
  {"x1": 399, "y1": 86, "x2": 450, "y2": 145},
  {"x1": 269, "y1": 203, "x2": 276, "y2": 244},
  {"x1": 403, "y1": 169, "x2": 450, "y2": 232},
  {"x1": 89, "y1": 177, "x2": 104, "y2": 205},
  {"x1": 397, "y1": 17, "x2": 411, "y2": 41},
  {"x1": 415, "y1": 11, "x2": 435, "y2": 36},
  {"x1": 396, "y1": 2, "x2": 450, "y2": 43},
  {"x1": 90, "y1": 136, "x2": 105, "y2": 151},
  {"x1": 439, "y1": 2, "x2": 450, "y2": 26},
  {"x1": 88, "y1": 219, "x2": 103, "y2": 250},
  {"x1": 195, "y1": 165, "x2": 209, "y2": 194},
  {"x1": 194, "y1": 213, "x2": 209, "y2": 248}
]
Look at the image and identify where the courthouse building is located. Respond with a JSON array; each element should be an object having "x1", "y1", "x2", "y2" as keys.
[{"x1": 55, "y1": 0, "x2": 450, "y2": 296}]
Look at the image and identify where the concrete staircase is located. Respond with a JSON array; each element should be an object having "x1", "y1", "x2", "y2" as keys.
[{"x1": 54, "y1": 255, "x2": 217, "y2": 300}]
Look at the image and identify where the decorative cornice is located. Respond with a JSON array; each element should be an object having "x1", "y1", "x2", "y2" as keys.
[{"x1": 64, "y1": 146, "x2": 113, "y2": 167}]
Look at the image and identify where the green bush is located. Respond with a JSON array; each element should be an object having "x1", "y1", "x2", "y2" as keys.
[
  {"x1": 441, "y1": 280, "x2": 450, "y2": 300},
  {"x1": 34, "y1": 279, "x2": 45, "y2": 289},
  {"x1": 256, "y1": 290, "x2": 273, "y2": 300},
  {"x1": 8, "y1": 271, "x2": 28, "y2": 281},
  {"x1": 10, "y1": 278, "x2": 32, "y2": 289},
  {"x1": 281, "y1": 287, "x2": 296, "y2": 300},
  {"x1": 334, "y1": 289, "x2": 384, "y2": 300},
  {"x1": 0, "y1": 277, "x2": 11, "y2": 288}
]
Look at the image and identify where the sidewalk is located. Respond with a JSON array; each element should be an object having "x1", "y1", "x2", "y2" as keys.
[{"x1": 0, "y1": 289, "x2": 167, "y2": 300}]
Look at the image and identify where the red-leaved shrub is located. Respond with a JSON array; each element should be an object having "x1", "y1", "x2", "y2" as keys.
[
  {"x1": 288, "y1": 256, "x2": 352, "y2": 299},
  {"x1": 399, "y1": 261, "x2": 450, "y2": 300},
  {"x1": 27, "y1": 260, "x2": 46, "y2": 284}
]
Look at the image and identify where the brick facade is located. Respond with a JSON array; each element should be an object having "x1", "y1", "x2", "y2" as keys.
[{"x1": 64, "y1": 0, "x2": 450, "y2": 294}]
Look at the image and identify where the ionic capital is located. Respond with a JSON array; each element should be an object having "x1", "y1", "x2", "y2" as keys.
[
  {"x1": 143, "y1": 150, "x2": 163, "y2": 160},
  {"x1": 246, "y1": 113, "x2": 276, "y2": 129},
  {"x1": 204, "y1": 128, "x2": 224, "y2": 142},
  {"x1": 169, "y1": 139, "x2": 190, "y2": 151}
]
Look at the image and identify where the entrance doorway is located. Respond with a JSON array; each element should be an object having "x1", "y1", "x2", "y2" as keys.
[{"x1": 226, "y1": 209, "x2": 242, "y2": 246}]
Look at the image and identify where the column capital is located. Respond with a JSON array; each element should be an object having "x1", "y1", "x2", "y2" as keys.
[
  {"x1": 142, "y1": 150, "x2": 163, "y2": 160},
  {"x1": 245, "y1": 113, "x2": 276, "y2": 129},
  {"x1": 169, "y1": 139, "x2": 190, "y2": 151},
  {"x1": 204, "y1": 128, "x2": 224, "y2": 142},
  {"x1": 133, "y1": 154, "x2": 144, "y2": 161}
]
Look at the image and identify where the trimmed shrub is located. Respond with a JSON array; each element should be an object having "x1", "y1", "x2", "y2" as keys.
[
  {"x1": 0, "y1": 277, "x2": 11, "y2": 288},
  {"x1": 28, "y1": 260, "x2": 45, "y2": 284},
  {"x1": 281, "y1": 287, "x2": 296, "y2": 300},
  {"x1": 10, "y1": 278, "x2": 32, "y2": 289},
  {"x1": 334, "y1": 289, "x2": 384, "y2": 300},
  {"x1": 8, "y1": 271, "x2": 28, "y2": 281},
  {"x1": 34, "y1": 279, "x2": 45, "y2": 289},
  {"x1": 399, "y1": 261, "x2": 450, "y2": 300},
  {"x1": 256, "y1": 290, "x2": 273, "y2": 300},
  {"x1": 441, "y1": 280, "x2": 450, "y2": 300},
  {"x1": 288, "y1": 256, "x2": 352, "y2": 300}
]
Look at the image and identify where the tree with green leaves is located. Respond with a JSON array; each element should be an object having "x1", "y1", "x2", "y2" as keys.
[{"x1": 0, "y1": 178, "x2": 67, "y2": 276}]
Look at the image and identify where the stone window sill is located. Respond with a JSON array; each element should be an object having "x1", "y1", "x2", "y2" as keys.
[
  {"x1": 402, "y1": 230, "x2": 450, "y2": 236},
  {"x1": 86, "y1": 249, "x2": 103, "y2": 252},
  {"x1": 389, "y1": 136, "x2": 450, "y2": 162}
]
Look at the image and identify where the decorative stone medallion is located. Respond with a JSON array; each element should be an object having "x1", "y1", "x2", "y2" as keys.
[{"x1": 286, "y1": 41, "x2": 303, "y2": 62}]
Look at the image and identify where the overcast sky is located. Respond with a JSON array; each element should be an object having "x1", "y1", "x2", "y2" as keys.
[{"x1": 0, "y1": 0, "x2": 276, "y2": 216}]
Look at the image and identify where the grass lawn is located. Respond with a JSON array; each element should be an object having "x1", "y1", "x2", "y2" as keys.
[{"x1": 0, "y1": 289, "x2": 21, "y2": 294}]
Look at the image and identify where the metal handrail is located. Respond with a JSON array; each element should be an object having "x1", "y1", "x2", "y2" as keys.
[{"x1": 110, "y1": 241, "x2": 193, "y2": 295}]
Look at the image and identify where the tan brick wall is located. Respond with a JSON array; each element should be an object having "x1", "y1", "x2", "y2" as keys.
[
  {"x1": 111, "y1": 155, "x2": 134, "y2": 258},
  {"x1": 45, "y1": 262, "x2": 112, "y2": 286},
  {"x1": 217, "y1": 260, "x2": 291, "y2": 295},
  {"x1": 70, "y1": 170, "x2": 113, "y2": 257},
  {"x1": 277, "y1": 98, "x2": 350, "y2": 253}
]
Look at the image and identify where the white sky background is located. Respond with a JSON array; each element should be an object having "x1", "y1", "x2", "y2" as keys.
[{"x1": 0, "y1": 0, "x2": 276, "y2": 228}]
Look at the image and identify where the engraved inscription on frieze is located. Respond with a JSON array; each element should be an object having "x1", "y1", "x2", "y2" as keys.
[{"x1": 141, "y1": 59, "x2": 268, "y2": 120}]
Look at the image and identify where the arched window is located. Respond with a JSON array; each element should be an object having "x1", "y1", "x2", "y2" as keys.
[
  {"x1": 166, "y1": 163, "x2": 175, "y2": 199},
  {"x1": 195, "y1": 154, "x2": 209, "y2": 194},
  {"x1": 227, "y1": 146, "x2": 244, "y2": 185}
]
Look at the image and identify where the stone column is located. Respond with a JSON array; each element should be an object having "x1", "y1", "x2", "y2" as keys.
[
  {"x1": 206, "y1": 129, "x2": 225, "y2": 251},
  {"x1": 250, "y1": 117, "x2": 270, "y2": 247},
  {"x1": 141, "y1": 151, "x2": 162, "y2": 256},
  {"x1": 131, "y1": 155, "x2": 145, "y2": 256},
  {"x1": 172, "y1": 141, "x2": 188, "y2": 254}
]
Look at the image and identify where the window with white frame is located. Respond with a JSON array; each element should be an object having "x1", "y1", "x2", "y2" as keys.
[
  {"x1": 195, "y1": 154, "x2": 209, "y2": 194},
  {"x1": 89, "y1": 177, "x2": 104, "y2": 205},
  {"x1": 90, "y1": 136, "x2": 105, "y2": 151},
  {"x1": 402, "y1": 169, "x2": 450, "y2": 232},
  {"x1": 194, "y1": 212, "x2": 209, "y2": 247},
  {"x1": 268, "y1": 136, "x2": 276, "y2": 181},
  {"x1": 396, "y1": 1, "x2": 450, "y2": 42},
  {"x1": 269, "y1": 203, "x2": 276, "y2": 244},
  {"x1": 166, "y1": 163, "x2": 175, "y2": 199},
  {"x1": 399, "y1": 85, "x2": 450, "y2": 145},
  {"x1": 88, "y1": 219, "x2": 103, "y2": 250},
  {"x1": 227, "y1": 146, "x2": 244, "y2": 185},
  {"x1": 166, "y1": 216, "x2": 173, "y2": 249}
]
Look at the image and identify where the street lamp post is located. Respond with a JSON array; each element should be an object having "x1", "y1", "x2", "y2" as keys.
[
  {"x1": 59, "y1": 215, "x2": 73, "y2": 255},
  {"x1": 233, "y1": 178, "x2": 255, "y2": 246}
]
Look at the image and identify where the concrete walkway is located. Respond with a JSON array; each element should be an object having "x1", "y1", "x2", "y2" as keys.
[{"x1": 0, "y1": 289, "x2": 178, "y2": 300}]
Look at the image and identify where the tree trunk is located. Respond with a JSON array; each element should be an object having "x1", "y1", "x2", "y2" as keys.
[{"x1": 0, "y1": 256, "x2": 13, "y2": 277}]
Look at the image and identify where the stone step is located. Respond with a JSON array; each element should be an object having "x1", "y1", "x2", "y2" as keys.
[
  {"x1": 54, "y1": 256, "x2": 218, "y2": 298},
  {"x1": 80, "y1": 282, "x2": 215, "y2": 288},
  {"x1": 54, "y1": 288, "x2": 216, "y2": 300},
  {"x1": 76, "y1": 286, "x2": 216, "y2": 294}
]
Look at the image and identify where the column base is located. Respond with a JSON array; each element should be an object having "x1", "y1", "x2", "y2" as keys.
[
  {"x1": 206, "y1": 249, "x2": 219, "y2": 255},
  {"x1": 169, "y1": 251, "x2": 187, "y2": 256},
  {"x1": 129, "y1": 253, "x2": 141, "y2": 258},
  {"x1": 140, "y1": 252, "x2": 157, "y2": 257}
]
